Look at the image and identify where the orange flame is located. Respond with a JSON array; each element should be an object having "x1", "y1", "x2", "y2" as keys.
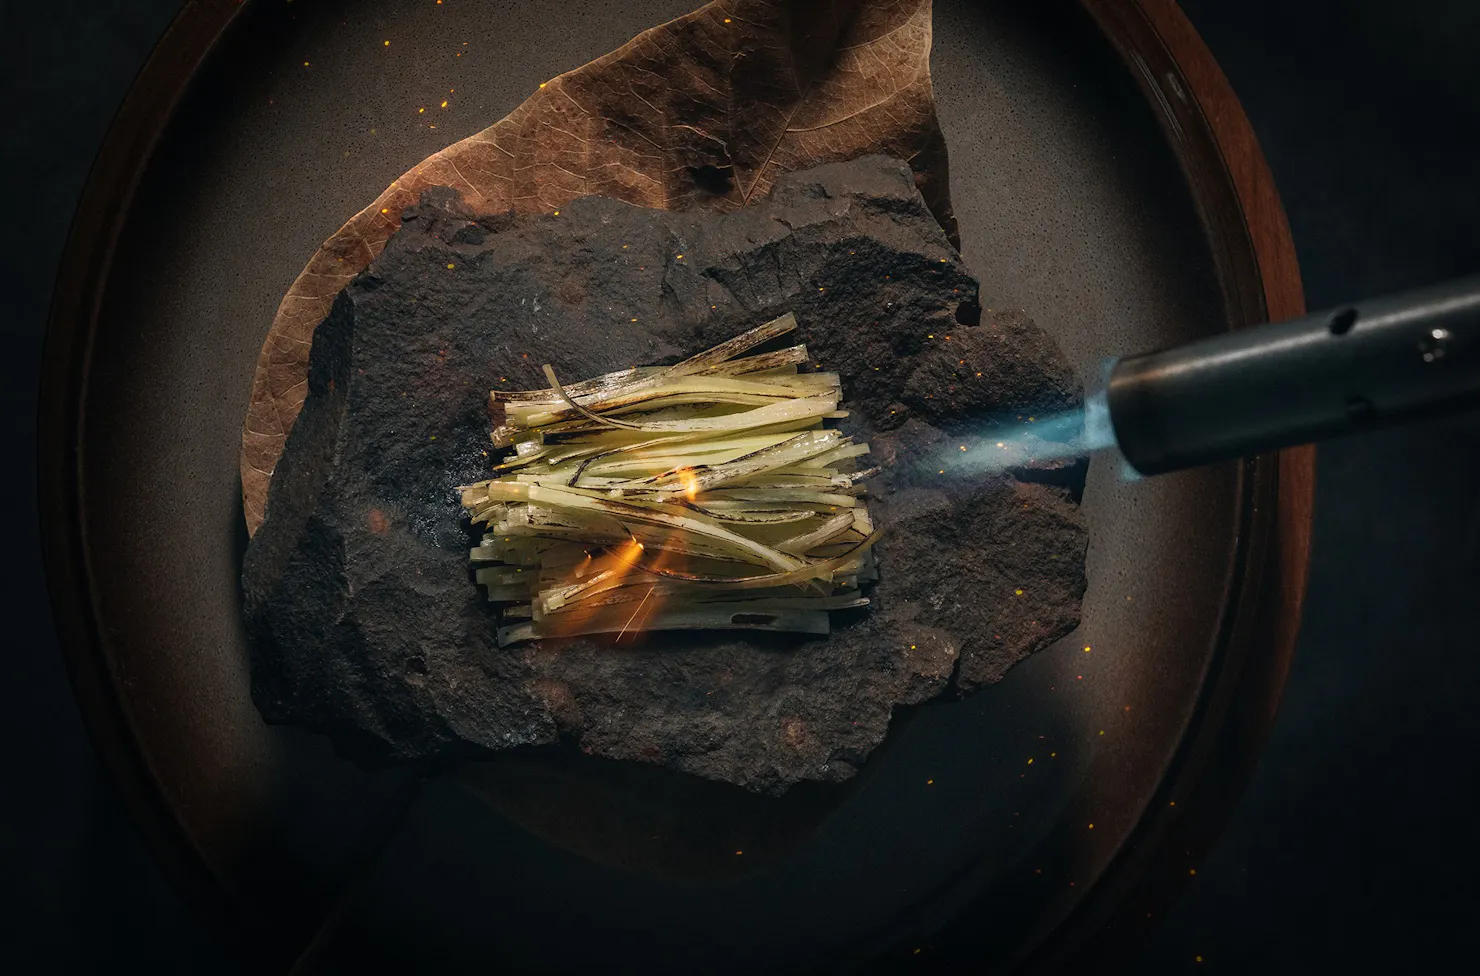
[
  {"x1": 544, "y1": 537, "x2": 690, "y2": 642},
  {"x1": 677, "y1": 467, "x2": 700, "y2": 500},
  {"x1": 616, "y1": 539, "x2": 677, "y2": 640}
]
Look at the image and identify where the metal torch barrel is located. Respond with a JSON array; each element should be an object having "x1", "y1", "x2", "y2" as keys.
[{"x1": 1107, "y1": 276, "x2": 1480, "y2": 476}]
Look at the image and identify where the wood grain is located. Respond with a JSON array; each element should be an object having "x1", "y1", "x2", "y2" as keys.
[
  {"x1": 1131, "y1": 0, "x2": 1310, "y2": 735},
  {"x1": 1041, "y1": 1, "x2": 1313, "y2": 969}
]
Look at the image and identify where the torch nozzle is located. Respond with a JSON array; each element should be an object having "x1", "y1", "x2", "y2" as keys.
[{"x1": 1106, "y1": 275, "x2": 1480, "y2": 476}]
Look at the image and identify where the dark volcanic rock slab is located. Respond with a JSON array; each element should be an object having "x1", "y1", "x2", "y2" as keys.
[{"x1": 242, "y1": 156, "x2": 1087, "y2": 793}]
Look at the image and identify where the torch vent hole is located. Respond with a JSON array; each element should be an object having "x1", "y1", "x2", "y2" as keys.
[{"x1": 1329, "y1": 307, "x2": 1358, "y2": 335}]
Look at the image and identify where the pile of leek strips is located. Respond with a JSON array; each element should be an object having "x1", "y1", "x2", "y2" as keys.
[{"x1": 459, "y1": 313, "x2": 882, "y2": 646}]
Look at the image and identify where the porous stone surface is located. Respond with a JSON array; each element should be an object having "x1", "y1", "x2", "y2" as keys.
[{"x1": 242, "y1": 156, "x2": 1087, "y2": 793}]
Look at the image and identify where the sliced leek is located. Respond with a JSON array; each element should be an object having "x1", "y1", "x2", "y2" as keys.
[{"x1": 462, "y1": 314, "x2": 880, "y2": 646}]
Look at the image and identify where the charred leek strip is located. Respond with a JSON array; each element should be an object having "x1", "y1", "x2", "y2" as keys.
[{"x1": 462, "y1": 314, "x2": 880, "y2": 646}]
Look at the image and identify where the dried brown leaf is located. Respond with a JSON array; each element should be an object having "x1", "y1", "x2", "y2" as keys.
[{"x1": 241, "y1": 0, "x2": 956, "y2": 533}]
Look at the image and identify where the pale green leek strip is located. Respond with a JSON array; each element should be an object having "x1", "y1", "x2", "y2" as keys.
[
  {"x1": 532, "y1": 427, "x2": 825, "y2": 482},
  {"x1": 484, "y1": 481, "x2": 803, "y2": 574},
  {"x1": 523, "y1": 542, "x2": 593, "y2": 569},
  {"x1": 546, "y1": 585, "x2": 868, "y2": 613},
  {"x1": 539, "y1": 576, "x2": 863, "y2": 607},
  {"x1": 800, "y1": 442, "x2": 872, "y2": 468},
  {"x1": 720, "y1": 472, "x2": 853, "y2": 489},
  {"x1": 492, "y1": 314, "x2": 799, "y2": 418},
  {"x1": 692, "y1": 345, "x2": 809, "y2": 375},
  {"x1": 490, "y1": 365, "x2": 659, "y2": 403},
  {"x1": 512, "y1": 511, "x2": 747, "y2": 562},
  {"x1": 565, "y1": 434, "x2": 808, "y2": 481},
  {"x1": 542, "y1": 368, "x2": 839, "y2": 436},
  {"x1": 663, "y1": 430, "x2": 841, "y2": 488},
  {"x1": 511, "y1": 374, "x2": 837, "y2": 427},
  {"x1": 695, "y1": 488, "x2": 857, "y2": 507},
  {"x1": 474, "y1": 566, "x2": 539, "y2": 586},
  {"x1": 629, "y1": 529, "x2": 882, "y2": 589},
  {"x1": 667, "y1": 312, "x2": 798, "y2": 375},
  {"x1": 490, "y1": 450, "x2": 550, "y2": 473},
  {"x1": 525, "y1": 316, "x2": 804, "y2": 432},
  {"x1": 541, "y1": 567, "x2": 630, "y2": 612},
  {"x1": 539, "y1": 412, "x2": 827, "y2": 447},
  {"x1": 482, "y1": 584, "x2": 536, "y2": 603},
  {"x1": 532, "y1": 545, "x2": 861, "y2": 614},
  {"x1": 497, "y1": 606, "x2": 829, "y2": 646},
  {"x1": 490, "y1": 521, "x2": 740, "y2": 563},
  {"x1": 683, "y1": 505, "x2": 816, "y2": 525},
  {"x1": 608, "y1": 430, "x2": 805, "y2": 459},
  {"x1": 517, "y1": 392, "x2": 783, "y2": 430},
  {"x1": 579, "y1": 431, "x2": 843, "y2": 496},
  {"x1": 777, "y1": 512, "x2": 857, "y2": 557}
]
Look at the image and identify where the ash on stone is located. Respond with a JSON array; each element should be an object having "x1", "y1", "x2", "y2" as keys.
[{"x1": 242, "y1": 156, "x2": 1088, "y2": 794}]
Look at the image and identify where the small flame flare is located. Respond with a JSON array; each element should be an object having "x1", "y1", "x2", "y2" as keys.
[{"x1": 677, "y1": 467, "x2": 701, "y2": 500}]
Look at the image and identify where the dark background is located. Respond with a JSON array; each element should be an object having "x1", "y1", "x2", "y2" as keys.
[{"x1": 3, "y1": 0, "x2": 1477, "y2": 972}]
